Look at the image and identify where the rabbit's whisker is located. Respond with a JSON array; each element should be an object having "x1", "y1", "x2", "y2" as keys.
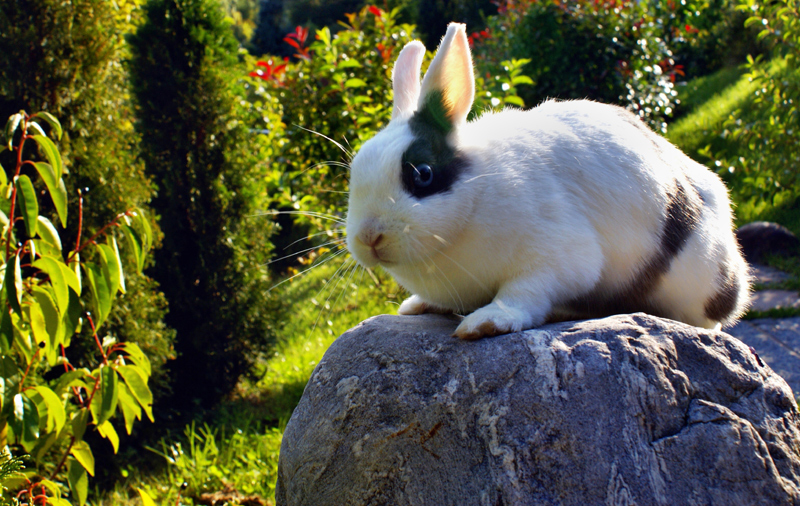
[
  {"x1": 259, "y1": 209, "x2": 346, "y2": 224},
  {"x1": 282, "y1": 228, "x2": 345, "y2": 251},
  {"x1": 311, "y1": 257, "x2": 356, "y2": 333},
  {"x1": 266, "y1": 247, "x2": 348, "y2": 294},
  {"x1": 462, "y1": 172, "x2": 505, "y2": 184},
  {"x1": 267, "y1": 239, "x2": 346, "y2": 266},
  {"x1": 295, "y1": 125, "x2": 354, "y2": 159}
]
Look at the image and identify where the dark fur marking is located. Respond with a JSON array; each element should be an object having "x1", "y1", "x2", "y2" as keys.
[
  {"x1": 704, "y1": 267, "x2": 740, "y2": 322},
  {"x1": 402, "y1": 90, "x2": 468, "y2": 198},
  {"x1": 564, "y1": 179, "x2": 703, "y2": 319}
]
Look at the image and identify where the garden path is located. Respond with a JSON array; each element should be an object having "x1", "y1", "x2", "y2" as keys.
[{"x1": 727, "y1": 264, "x2": 800, "y2": 396}]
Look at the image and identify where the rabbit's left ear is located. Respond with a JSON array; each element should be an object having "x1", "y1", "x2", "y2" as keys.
[
  {"x1": 392, "y1": 41, "x2": 426, "y2": 120},
  {"x1": 418, "y1": 23, "x2": 475, "y2": 129}
]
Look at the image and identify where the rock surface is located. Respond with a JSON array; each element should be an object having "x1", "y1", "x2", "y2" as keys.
[
  {"x1": 736, "y1": 221, "x2": 800, "y2": 265},
  {"x1": 276, "y1": 313, "x2": 800, "y2": 506}
]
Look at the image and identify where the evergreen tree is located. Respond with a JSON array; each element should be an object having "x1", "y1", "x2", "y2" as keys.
[{"x1": 129, "y1": 0, "x2": 276, "y2": 409}]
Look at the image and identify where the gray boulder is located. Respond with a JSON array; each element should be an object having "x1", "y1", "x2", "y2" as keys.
[{"x1": 276, "y1": 313, "x2": 800, "y2": 506}]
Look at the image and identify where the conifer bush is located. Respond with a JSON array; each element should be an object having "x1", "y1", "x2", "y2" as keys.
[{"x1": 129, "y1": 0, "x2": 278, "y2": 408}]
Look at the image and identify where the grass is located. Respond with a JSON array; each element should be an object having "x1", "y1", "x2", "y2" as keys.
[{"x1": 92, "y1": 252, "x2": 404, "y2": 505}]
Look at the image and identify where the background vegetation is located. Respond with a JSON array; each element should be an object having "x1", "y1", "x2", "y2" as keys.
[{"x1": 0, "y1": 0, "x2": 797, "y2": 504}]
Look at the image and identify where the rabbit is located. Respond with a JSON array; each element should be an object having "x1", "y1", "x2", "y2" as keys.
[{"x1": 345, "y1": 23, "x2": 750, "y2": 339}]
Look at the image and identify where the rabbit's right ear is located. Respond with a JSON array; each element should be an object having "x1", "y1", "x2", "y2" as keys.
[{"x1": 392, "y1": 41, "x2": 426, "y2": 120}]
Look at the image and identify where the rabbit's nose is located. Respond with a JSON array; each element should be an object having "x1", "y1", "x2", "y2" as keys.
[{"x1": 357, "y1": 218, "x2": 384, "y2": 248}]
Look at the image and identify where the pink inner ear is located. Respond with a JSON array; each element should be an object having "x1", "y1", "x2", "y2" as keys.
[
  {"x1": 418, "y1": 23, "x2": 475, "y2": 126},
  {"x1": 392, "y1": 41, "x2": 426, "y2": 120}
]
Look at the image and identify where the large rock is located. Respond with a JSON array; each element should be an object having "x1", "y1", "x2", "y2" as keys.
[{"x1": 276, "y1": 313, "x2": 800, "y2": 506}]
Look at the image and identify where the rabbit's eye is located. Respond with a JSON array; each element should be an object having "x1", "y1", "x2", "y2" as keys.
[{"x1": 413, "y1": 163, "x2": 434, "y2": 188}]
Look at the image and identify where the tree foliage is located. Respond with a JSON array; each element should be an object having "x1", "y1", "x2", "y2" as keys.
[{"x1": 129, "y1": 0, "x2": 278, "y2": 408}]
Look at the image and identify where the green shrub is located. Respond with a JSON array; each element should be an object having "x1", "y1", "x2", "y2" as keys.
[
  {"x1": 474, "y1": 0, "x2": 681, "y2": 131},
  {"x1": 129, "y1": 0, "x2": 279, "y2": 409},
  {"x1": 707, "y1": 0, "x2": 800, "y2": 217},
  {"x1": 0, "y1": 110, "x2": 155, "y2": 506},
  {"x1": 648, "y1": 0, "x2": 761, "y2": 78}
]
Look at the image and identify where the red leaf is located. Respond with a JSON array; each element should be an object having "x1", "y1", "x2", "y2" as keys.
[
  {"x1": 368, "y1": 5, "x2": 383, "y2": 17},
  {"x1": 284, "y1": 37, "x2": 301, "y2": 50}
]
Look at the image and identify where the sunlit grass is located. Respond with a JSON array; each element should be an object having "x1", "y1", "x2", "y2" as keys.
[{"x1": 92, "y1": 250, "x2": 404, "y2": 505}]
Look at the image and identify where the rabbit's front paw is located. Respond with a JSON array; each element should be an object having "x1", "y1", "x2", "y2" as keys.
[
  {"x1": 398, "y1": 295, "x2": 452, "y2": 316},
  {"x1": 454, "y1": 303, "x2": 529, "y2": 340}
]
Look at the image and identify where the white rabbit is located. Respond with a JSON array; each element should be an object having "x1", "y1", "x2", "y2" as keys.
[{"x1": 345, "y1": 23, "x2": 750, "y2": 339}]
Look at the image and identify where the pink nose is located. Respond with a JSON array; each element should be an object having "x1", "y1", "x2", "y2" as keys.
[
  {"x1": 357, "y1": 219, "x2": 384, "y2": 249},
  {"x1": 359, "y1": 230, "x2": 384, "y2": 249}
]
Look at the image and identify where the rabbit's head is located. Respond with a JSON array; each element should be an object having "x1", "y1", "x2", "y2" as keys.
[{"x1": 346, "y1": 24, "x2": 480, "y2": 272}]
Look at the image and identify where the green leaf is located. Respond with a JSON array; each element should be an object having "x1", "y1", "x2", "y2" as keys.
[
  {"x1": 34, "y1": 112, "x2": 62, "y2": 141},
  {"x1": 97, "y1": 420, "x2": 119, "y2": 453},
  {"x1": 31, "y1": 287, "x2": 61, "y2": 364},
  {"x1": 5, "y1": 112, "x2": 23, "y2": 150},
  {"x1": 27, "y1": 121, "x2": 46, "y2": 137},
  {"x1": 31, "y1": 135, "x2": 63, "y2": 178},
  {"x1": 54, "y1": 369, "x2": 90, "y2": 397},
  {"x1": 36, "y1": 216, "x2": 62, "y2": 251},
  {"x1": 90, "y1": 366, "x2": 118, "y2": 425},
  {"x1": 504, "y1": 95, "x2": 525, "y2": 107},
  {"x1": 111, "y1": 236, "x2": 125, "y2": 293},
  {"x1": 97, "y1": 244, "x2": 121, "y2": 297},
  {"x1": 132, "y1": 210, "x2": 152, "y2": 254},
  {"x1": 137, "y1": 488, "x2": 157, "y2": 506},
  {"x1": 31, "y1": 385, "x2": 66, "y2": 433},
  {"x1": 28, "y1": 302, "x2": 48, "y2": 350},
  {"x1": 0, "y1": 305, "x2": 13, "y2": 352},
  {"x1": 60, "y1": 288, "x2": 82, "y2": 348},
  {"x1": 59, "y1": 260, "x2": 81, "y2": 294},
  {"x1": 16, "y1": 174, "x2": 39, "y2": 238},
  {"x1": 38, "y1": 478, "x2": 62, "y2": 499},
  {"x1": 511, "y1": 75, "x2": 534, "y2": 85},
  {"x1": 71, "y1": 408, "x2": 89, "y2": 441},
  {"x1": 121, "y1": 342, "x2": 151, "y2": 377},
  {"x1": 120, "y1": 225, "x2": 143, "y2": 272},
  {"x1": 70, "y1": 439, "x2": 95, "y2": 476},
  {"x1": 34, "y1": 257, "x2": 69, "y2": 315},
  {"x1": 117, "y1": 382, "x2": 141, "y2": 435},
  {"x1": 68, "y1": 457, "x2": 88, "y2": 506},
  {"x1": 31, "y1": 430, "x2": 59, "y2": 461},
  {"x1": 344, "y1": 78, "x2": 367, "y2": 88},
  {"x1": 33, "y1": 162, "x2": 68, "y2": 227},
  {"x1": 84, "y1": 263, "x2": 111, "y2": 329},
  {"x1": 117, "y1": 365, "x2": 153, "y2": 422},
  {"x1": 338, "y1": 59, "x2": 362, "y2": 68},
  {"x1": 5, "y1": 253, "x2": 22, "y2": 315},
  {"x1": 10, "y1": 392, "x2": 39, "y2": 451}
]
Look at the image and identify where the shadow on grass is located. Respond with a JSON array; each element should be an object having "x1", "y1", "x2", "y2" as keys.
[{"x1": 215, "y1": 377, "x2": 310, "y2": 430}]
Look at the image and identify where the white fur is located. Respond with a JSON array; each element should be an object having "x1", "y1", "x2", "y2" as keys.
[{"x1": 346, "y1": 23, "x2": 750, "y2": 339}]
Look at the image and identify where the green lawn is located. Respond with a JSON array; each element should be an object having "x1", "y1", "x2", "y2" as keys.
[{"x1": 94, "y1": 253, "x2": 403, "y2": 505}]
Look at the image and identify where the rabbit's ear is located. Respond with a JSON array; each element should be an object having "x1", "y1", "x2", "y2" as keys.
[
  {"x1": 392, "y1": 41, "x2": 426, "y2": 120},
  {"x1": 417, "y1": 23, "x2": 474, "y2": 130}
]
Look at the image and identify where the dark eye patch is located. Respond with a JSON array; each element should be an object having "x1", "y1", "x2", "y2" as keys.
[{"x1": 401, "y1": 90, "x2": 469, "y2": 199}]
